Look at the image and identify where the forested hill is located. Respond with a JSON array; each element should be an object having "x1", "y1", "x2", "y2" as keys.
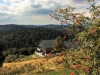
[
  {"x1": 0, "y1": 28, "x2": 63, "y2": 56},
  {"x1": 0, "y1": 24, "x2": 69, "y2": 31},
  {"x1": 0, "y1": 24, "x2": 25, "y2": 31}
]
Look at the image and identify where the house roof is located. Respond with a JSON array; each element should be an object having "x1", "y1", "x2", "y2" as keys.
[
  {"x1": 39, "y1": 40, "x2": 78, "y2": 49},
  {"x1": 64, "y1": 41, "x2": 78, "y2": 49},
  {"x1": 40, "y1": 40, "x2": 55, "y2": 48}
]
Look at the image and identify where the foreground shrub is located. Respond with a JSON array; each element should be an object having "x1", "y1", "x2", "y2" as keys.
[{"x1": 50, "y1": 0, "x2": 100, "y2": 75}]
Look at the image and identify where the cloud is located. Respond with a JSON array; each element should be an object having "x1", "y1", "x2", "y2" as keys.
[
  {"x1": 0, "y1": 4, "x2": 9, "y2": 11},
  {"x1": 71, "y1": 0, "x2": 87, "y2": 3},
  {"x1": 0, "y1": 0, "x2": 95, "y2": 25},
  {"x1": 3, "y1": 0, "x2": 22, "y2": 3}
]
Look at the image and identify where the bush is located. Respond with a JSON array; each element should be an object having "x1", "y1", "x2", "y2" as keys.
[
  {"x1": 3, "y1": 47, "x2": 36, "y2": 56},
  {"x1": 4, "y1": 54, "x2": 18, "y2": 63},
  {"x1": 4, "y1": 54, "x2": 25, "y2": 62},
  {"x1": 51, "y1": 0, "x2": 100, "y2": 75}
]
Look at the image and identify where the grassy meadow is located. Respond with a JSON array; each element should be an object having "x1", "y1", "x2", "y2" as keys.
[{"x1": 0, "y1": 55, "x2": 66, "y2": 75}]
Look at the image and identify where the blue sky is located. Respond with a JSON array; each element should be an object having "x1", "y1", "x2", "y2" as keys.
[
  {"x1": 0, "y1": 0, "x2": 4, "y2": 3},
  {"x1": 0, "y1": 0, "x2": 10, "y2": 5},
  {"x1": 0, "y1": 0, "x2": 99, "y2": 25}
]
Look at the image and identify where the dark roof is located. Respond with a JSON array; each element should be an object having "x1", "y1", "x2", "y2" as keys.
[
  {"x1": 39, "y1": 40, "x2": 78, "y2": 49},
  {"x1": 64, "y1": 41, "x2": 78, "y2": 49},
  {"x1": 40, "y1": 40, "x2": 55, "y2": 48}
]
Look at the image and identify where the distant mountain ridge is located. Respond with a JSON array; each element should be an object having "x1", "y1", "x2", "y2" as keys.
[{"x1": 0, "y1": 24, "x2": 70, "y2": 31}]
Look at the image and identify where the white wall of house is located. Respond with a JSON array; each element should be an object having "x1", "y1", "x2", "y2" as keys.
[
  {"x1": 35, "y1": 47, "x2": 46, "y2": 57},
  {"x1": 35, "y1": 51, "x2": 44, "y2": 57},
  {"x1": 37, "y1": 48, "x2": 41, "y2": 51}
]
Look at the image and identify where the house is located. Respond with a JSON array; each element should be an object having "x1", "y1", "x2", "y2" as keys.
[
  {"x1": 35, "y1": 40, "x2": 78, "y2": 57},
  {"x1": 35, "y1": 40, "x2": 55, "y2": 57},
  {"x1": 64, "y1": 41, "x2": 78, "y2": 49}
]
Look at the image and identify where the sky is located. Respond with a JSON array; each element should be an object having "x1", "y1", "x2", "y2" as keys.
[{"x1": 0, "y1": 0, "x2": 99, "y2": 25}]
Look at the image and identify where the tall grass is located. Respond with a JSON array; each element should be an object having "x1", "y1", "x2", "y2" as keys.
[{"x1": 0, "y1": 56, "x2": 63, "y2": 75}]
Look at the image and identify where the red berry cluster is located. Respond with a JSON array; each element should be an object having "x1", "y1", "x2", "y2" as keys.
[
  {"x1": 75, "y1": 64, "x2": 81, "y2": 69},
  {"x1": 70, "y1": 72, "x2": 75, "y2": 75},
  {"x1": 63, "y1": 35, "x2": 66, "y2": 39},
  {"x1": 92, "y1": 29, "x2": 97, "y2": 34},
  {"x1": 61, "y1": 22, "x2": 63, "y2": 26},
  {"x1": 86, "y1": 57, "x2": 91, "y2": 61},
  {"x1": 76, "y1": 19, "x2": 80, "y2": 23},
  {"x1": 60, "y1": 53, "x2": 66, "y2": 56},
  {"x1": 57, "y1": 59, "x2": 63, "y2": 64},
  {"x1": 55, "y1": 43, "x2": 59, "y2": 47},
  {"x1": 76, "y1": 41, "x2": 81, "y2": 45},
  {"x1": 66, "y1": 44, "x2": 69, "y2": 46},
  {"x1": 83, "y1": 67, "x2": 90, "y2": 72}
]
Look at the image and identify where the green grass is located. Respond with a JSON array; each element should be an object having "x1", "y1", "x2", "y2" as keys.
[
  {"x1": 36, "y1": 68, "x2": 75, "y2": 75},
  {"x1": 22, "y1": 56, "x2": 32, "y2": 61},
  {"x1": 18, "y1": 54, "x2": 38, "y2": 62}
]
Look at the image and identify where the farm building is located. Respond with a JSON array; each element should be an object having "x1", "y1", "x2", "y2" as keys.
[{"x1": 35, "y1": 40, "x2": 78, "y2": 57}]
